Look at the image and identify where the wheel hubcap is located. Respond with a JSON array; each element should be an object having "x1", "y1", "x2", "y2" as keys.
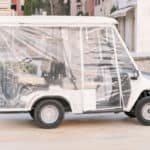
[
  {"x1": 40, "y1": 105, "x2": 59, "y2": 124},
  {"x1": 142, "y1": 103, "x2": 150, "y2": 120}
]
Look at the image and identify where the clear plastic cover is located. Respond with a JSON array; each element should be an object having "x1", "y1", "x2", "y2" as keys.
[
  {"x1": 115, "y1": 31, "x2": 136, "y2": 107},
  {"x1": 0, "y1": 25, "x2": 136, "y2": 109},
  {"x1": 0, "y1": 26, "x2": 81, "y2": 108},
  {"x1": 82, "y1": 27, "x2": 121, "y2": 109}
]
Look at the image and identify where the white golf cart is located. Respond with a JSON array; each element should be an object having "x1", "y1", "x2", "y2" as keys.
[{"x1": 0, "y1": 16, "x2": 150, "y2": 128}]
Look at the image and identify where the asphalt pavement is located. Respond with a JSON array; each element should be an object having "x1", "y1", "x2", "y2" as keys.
[{"x1": 0, "y1": 113, "x2": 149, "y2": 150}]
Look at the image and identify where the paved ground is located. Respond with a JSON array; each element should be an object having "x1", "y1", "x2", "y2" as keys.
[{"x1": 0, "y1": 113, "x2": 149, "y2": 150}]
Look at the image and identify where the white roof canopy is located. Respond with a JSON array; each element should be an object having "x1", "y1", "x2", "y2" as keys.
[
  {"x1": 0, "y1": 16, "x2": 118, "y2": 26},
  {"x1": 111, "y1": 7, "x2": 134, "y2": 18}
]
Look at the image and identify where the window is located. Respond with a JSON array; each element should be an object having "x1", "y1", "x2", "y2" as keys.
[
  {"x1": 76, "y1": 0, "x2": 81, "y2": 3},
  {"x1": 0, "y1": 26, "x2": 81, "y2": 108},
  {"x1": 82, "y1": 27, "x2": 121, "y2": 108},
  {"x1": 95, "y1": 0, "x2": 101, "y2": 6},
  {"x1": 98, "y1": 0, "x2": 101, "y2": 5}
]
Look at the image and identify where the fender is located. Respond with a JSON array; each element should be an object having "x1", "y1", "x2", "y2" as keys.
[
  {"x1": 22, "y1": 87, "x2": 83, "y2": 114},
  {"x1": 125, "y1": 73, "x2": 150, "y2": 112}
]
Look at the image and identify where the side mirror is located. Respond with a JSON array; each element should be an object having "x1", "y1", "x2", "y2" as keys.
[{"x1": 130, "y1": 70, "x2": 140, "y2": 80}]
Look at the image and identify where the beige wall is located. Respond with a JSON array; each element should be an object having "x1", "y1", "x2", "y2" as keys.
[
  {"x1": 0, "y1": 0, "x2": 12, "y2": 16},
  {"x1": 135, "y1": 59, "x2": 150, "y2": 72},
  {"x1": 136, "y1": 0, "x2": 150, "y2": 53},
  {"x1": 115, "y1": 10, "x2": 135, "y2": 52},
  {"x1": 82, "y1": 0, "x2": 87, "y2": 14},
  {"x1": 125, "y1": 10, "x2": 135, "y2": 51},
  {"x1": 70, "y1": 0, "x2": 82, "y2": 16},
  {"x1": 94, "y1": 0, "x2": 113, "y2": 16},
  {"x1": 70, "y1": 0, "x2": 77, "y2": 16},
  {"x1": 117, "y1": 18, "x2": 125, "y2": 40}
]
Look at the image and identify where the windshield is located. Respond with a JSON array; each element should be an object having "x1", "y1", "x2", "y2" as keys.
[
  {"x1": 82, "y1": 25, "x2": 137, "y2": 109},
  {"x1": 113, "y1": 26, "x2": 137, "y2": 107},
  {"x1": 114, "y1": 27, "x2": 137, "y2": 74}
]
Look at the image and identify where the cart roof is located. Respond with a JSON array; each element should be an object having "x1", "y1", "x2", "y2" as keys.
[{"x1": 0, "y1": 16, "x2": 118, "y2": 26}]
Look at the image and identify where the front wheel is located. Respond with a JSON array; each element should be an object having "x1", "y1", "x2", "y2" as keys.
[
  {"x1": 135, "y1": 97, "x2": 150, "y2": 125},
  {"x1": 33, "y1": 100, "x2": 64, "y2": 129}
]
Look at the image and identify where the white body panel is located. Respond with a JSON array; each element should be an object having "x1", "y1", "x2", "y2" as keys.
[
  {"x1": 126, "y1": 74, "x2": 150, "y2": 112},
  {"x1": 23, "y1": 86, "x2": 83, "y2": 114},
  {"x1": 0, "y1": 16, "x2": 117, "y2": 26},
  {"x1": 82, "y1": 89, "x2": 96, "y2": 111}
]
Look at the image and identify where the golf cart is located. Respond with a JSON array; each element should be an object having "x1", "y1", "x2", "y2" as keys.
[{"x1": 0, "y1": 16, "x2": 150, "y2": 129}]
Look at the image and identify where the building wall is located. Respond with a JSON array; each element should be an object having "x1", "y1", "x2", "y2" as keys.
[
  {"x1": 0, "y1": 0, "x2": 24, "y2": 16},
  {"x1": 135, "y1": 59, "x2": 150, "y2": 72},
  {"x1": 112, "y1": 0, "x2": 136, "y2": 52},
  {"x1": 117, "y1": 18, "x2": 125, "y2": 40},
  {"x1": 94, "y1": 0, "x2": 113, "y2": 16},
  {"x1": 136, "y1": 0, "x2": 150, "y2": 53},
  {"x1": 0, "y1": 0, "x2": 11, "y2": 16},
  {"x1": 125, "y1": 10, "x2": 135, "y2": 51},
  {"x1": 114, "y1": 0, "x2": 150, "y2": 53},
  {"x1": 82, "y1": 0, "x2": 87, "y2": 14},
  {"x1": 111, "y1": 0, "x2": 150, "y2": 72},
  {"x1": 85, "y1": 0, "x2": 95, "y2": 16},
  {"x1": 117, "y1": 0, "x2": 128, "y2": 9},
  {"x1": 70, "y1": 0, "x2": 82, "y2": 16},
  {"x1": 70, "y1": 0, "x2": 76, "y2": 15},
  {"x1": 12, "y1": 0, "x2": 24, "y2": 16}
]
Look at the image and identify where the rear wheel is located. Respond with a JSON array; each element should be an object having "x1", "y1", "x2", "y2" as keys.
[
  {"x1": 135, "y1": 97, "x2": 150, "y2": 125},
  {"x1": 33, "y1": 100, "x2": 64, "y2": 129}
]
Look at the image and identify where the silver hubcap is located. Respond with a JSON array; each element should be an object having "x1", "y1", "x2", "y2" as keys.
[
  {"x1": 40, "y1": 105, "x2": 59, "y2": 124},
  {"x1": 142, "y1": 103, "x2": 150, "y2": 120}
]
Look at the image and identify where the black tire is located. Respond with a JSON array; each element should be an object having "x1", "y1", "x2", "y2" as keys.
[
  {"x1": 33, "y1": 100, "x2": 64, "y2": 129},
  {"x1": 124, "y1": 111, "x2": 135, "y2": 118},
  {"x1": 135, "y1": 97, "x2": 150, "y2": 125}
]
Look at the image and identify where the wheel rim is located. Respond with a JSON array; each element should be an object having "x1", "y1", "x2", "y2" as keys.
[
  {"x1": 40, "y1": 105, "x2": 59, "y2": 124},
  {"x1": 142, "y1": 103, "x2": 150, "y2": 120}
]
